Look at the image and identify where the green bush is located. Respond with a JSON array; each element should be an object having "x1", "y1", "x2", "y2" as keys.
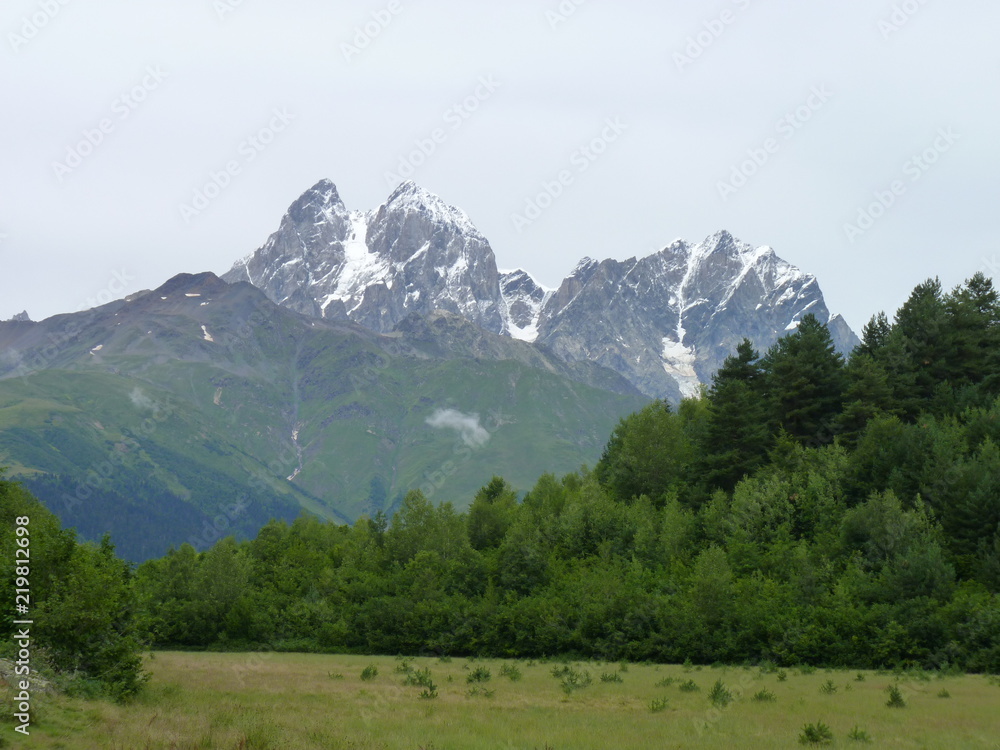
[
  {"x1": 499, "y1": 664, "x2": 522, "y2": 682},
  {"x1": 885, "y1": 684, "x2": 906, "y2": 708},
  {"x1": 649, "y1": 696, "x2": 669, "y2": 713},
  {"x1": 360, "y1": 664, "x2": 378, "y2": 681},
  {"x1": 709, "y1": 678, "x2": 733, "y2": 707},
  {"x1": 799, "y1": 722, "x2": 834, "y2": 744},
  {"x1": 403, "y1": 668, "x2": 435, "y2": 688},
  {"x1": 559, "y1": 667, "x2": 592, "y2": 695},
  {"x1": 600, "y1": 671, "x2": 623, "y2": 683},
  {"x1": 847, "y1": 726, "x2": 872, "y2": 743},
  {"x1": 679, "y1": 679, "x2": 700, "y2": 692},
  {"x1": 751, "y1": 689, "x2": 776, "y2": 703},
  {"x1": 466, "y1": 666, "x2": 491, "y2": 684}
]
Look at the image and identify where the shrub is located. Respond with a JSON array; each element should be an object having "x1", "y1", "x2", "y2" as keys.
[
  {"x1": 855, "y1": 673, "x2": 866, "y2": 682},
  {"x1": 466, "y1": 666, "x2": 491, "y2": 684},
  {"x1": 600, "y1": 671, "x2": 623, "y2": 683},
  {"x1": 709, "y1": 678, "x2": 733, "y2": 707},
  {"x1": 559, "y1": 667, "x2": 592, "y2": 695},
  {"x1": 360, "y1": 665, "x2": 378, "y2": 681},
  {"x1": 777, "y1": 670, "x2": 788, "y2": 682},
  {"x1": 649, "y1": 696, "x2": 669, "y2": 713},
  {"x1": 847, "y1": 726, "x2": 872, "y2": 743},
  {"x1": 394, "y1": 659, "x2": 413, "y2": 674},
  {"x1": 403, "y1": 668, "x2": 435, "y2": 689},
  {"x1": 467, "y1": 686, "x2": 494, "y2": 698},
  {"x1": 820, "y1": 680, "x2": 838, "y2": 695},
  {"x1": 885, "y1": 684, "x2": 906, "y2": 708},
  {"x1": 799, "y1": 721, "x2": 834, "y2": 744},
  {"x1": 499, "y1": 664, "x2": 522, "y2": 682},
  {"x1": 655, "y1": 677, "x2": 676, "y2": 688},
  {"x1": 678, "y1": 679, "x2": 700, "y2": 692},
  {"x1": 937, "y1": 688, "x2": 951, "y2": 698},
  {"x1": 751, "y1": 689, "x2": 776, "y2": 703}
]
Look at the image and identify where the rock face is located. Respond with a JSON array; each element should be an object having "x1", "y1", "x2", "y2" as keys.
[
  {"x1": 533, "y1": 232, "x2": 859, "y2": 401},
  {"x1": 223, "y1": 180, "x2": 506, "y2": 335},
  {"x1": 225, "y1": 180, "x2": 859, "y2": 401}
]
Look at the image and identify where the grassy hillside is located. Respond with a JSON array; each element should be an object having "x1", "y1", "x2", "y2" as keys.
[{"x1": 0, "y1": 274, "x2": 646, "y2": 560}]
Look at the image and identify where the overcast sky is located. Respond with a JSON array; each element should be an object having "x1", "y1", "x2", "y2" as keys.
[{"x1": 2, "y1": 0, "x2": 998, "y2": 333}]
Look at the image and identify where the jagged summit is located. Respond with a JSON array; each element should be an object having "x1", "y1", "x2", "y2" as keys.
[
  {"x1": 223, "y1": 180, "x2": 506, "y2": 334},
  {"x1": 224, "y1": 180, "x2": 858, "y2": 401}
]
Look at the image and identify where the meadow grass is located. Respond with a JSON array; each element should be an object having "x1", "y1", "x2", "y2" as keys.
[{"x1": 4, "y1": 653, "x2": 1000, "y2": 749}]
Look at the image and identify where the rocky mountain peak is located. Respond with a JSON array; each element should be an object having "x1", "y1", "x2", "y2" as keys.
[
  {"x1": 224, "y1": 181, "x2": 859, "y2": 401},
  {"x1": 224, "y1": 180, "x2": 507, "y2": 334}
]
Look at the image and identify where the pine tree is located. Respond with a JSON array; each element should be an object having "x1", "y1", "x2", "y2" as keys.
[
  {"x1": 836, "y1": 353, "x2": 900, "y2": 447},
  {"x1": 891, "y1": 278, "x2": 950, "y2": 407},
  {"x1": 467, "y1": 476, "x2": 518, "y2": 550},
  {"x1": 857, "y1": 311, "x2": 892, "y2": 357},
  {"x1": 701, "y1": 339, "x2": 771, "y2": 490},
  {"x1": 944, "y1": 273, "x2": 1000, "y2": 392},
  {"x1": 762, "y1": 314, "x2": 847, "y2": 445}
]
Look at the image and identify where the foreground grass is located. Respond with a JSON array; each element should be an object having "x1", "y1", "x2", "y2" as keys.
[{"x1": 5, "y1": 653, "x2": 1000, "y2": 749}]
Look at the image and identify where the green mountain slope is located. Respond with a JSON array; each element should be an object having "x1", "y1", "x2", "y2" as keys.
[{"x1": 0, "y1": 273, "x2": 647, "y2": 560}]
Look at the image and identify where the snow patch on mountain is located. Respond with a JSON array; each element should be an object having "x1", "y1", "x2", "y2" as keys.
[
  {"x1": 499, "y1": 269, "x2": 554, "y2": 343},
  {"x1": 661, "y1": 337, "x2": 700, "y2": 399}
]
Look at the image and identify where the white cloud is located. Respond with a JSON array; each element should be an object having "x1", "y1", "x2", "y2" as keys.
[
  {"x1": 129, "y1": 387, "x2": 159, "y2": 413},
  {"x1": 425, "y1": 408, "x2": 490, "y2": 448}
]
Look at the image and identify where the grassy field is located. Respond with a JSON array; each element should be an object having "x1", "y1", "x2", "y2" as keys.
[{"x1": 5, "y1": 652, "x2": 1000, "y2": 749}]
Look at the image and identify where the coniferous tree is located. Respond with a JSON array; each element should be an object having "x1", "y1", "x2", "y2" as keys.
[
  {"x1": 762, "y1": 314, "x2": 847, "y2": 445},
  {"x1": 701, "y1": 339, "x2": 771, "y2": 491},
  {"x1": 467, "y1": 476, "x2": 518, "y2": 550},
  {"x1": 944, "y1": 273, "x2": 1000, "y2": 395},
  {"x1": 890, "y1": 278, "x2": 950, "y2": 409},
  {"x1": 856, "y1": 311, "x2": 892, "y2": 357},
  {"x1": 835, "y1": 353, "x2": 900, "y2": 448}
]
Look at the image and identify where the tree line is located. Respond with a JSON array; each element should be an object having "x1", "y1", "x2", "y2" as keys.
[{"x1": 3, "y1": 272, "x2": 999, "y2": 698}]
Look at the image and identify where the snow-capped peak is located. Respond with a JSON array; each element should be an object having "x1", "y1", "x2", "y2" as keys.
[{"x1": 382, "y1": 181, "x2": 481, "y2": 237}]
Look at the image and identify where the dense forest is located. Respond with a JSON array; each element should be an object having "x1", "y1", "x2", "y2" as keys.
[{"x1": 3, "y1": 272, "x2": 1000, "y2": 699}]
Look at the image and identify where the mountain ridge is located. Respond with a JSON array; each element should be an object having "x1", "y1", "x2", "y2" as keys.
[{"x1": 225, "y1": 180, "x2": 859, "y2": 400}]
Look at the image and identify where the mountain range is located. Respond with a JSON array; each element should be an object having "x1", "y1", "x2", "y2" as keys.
[
  {"x1": 0, "y1": 178, "x2": 857, "y2": 560},
  {"x1": 225, "y1": 179, "x2": 858, "y2": 401}
]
